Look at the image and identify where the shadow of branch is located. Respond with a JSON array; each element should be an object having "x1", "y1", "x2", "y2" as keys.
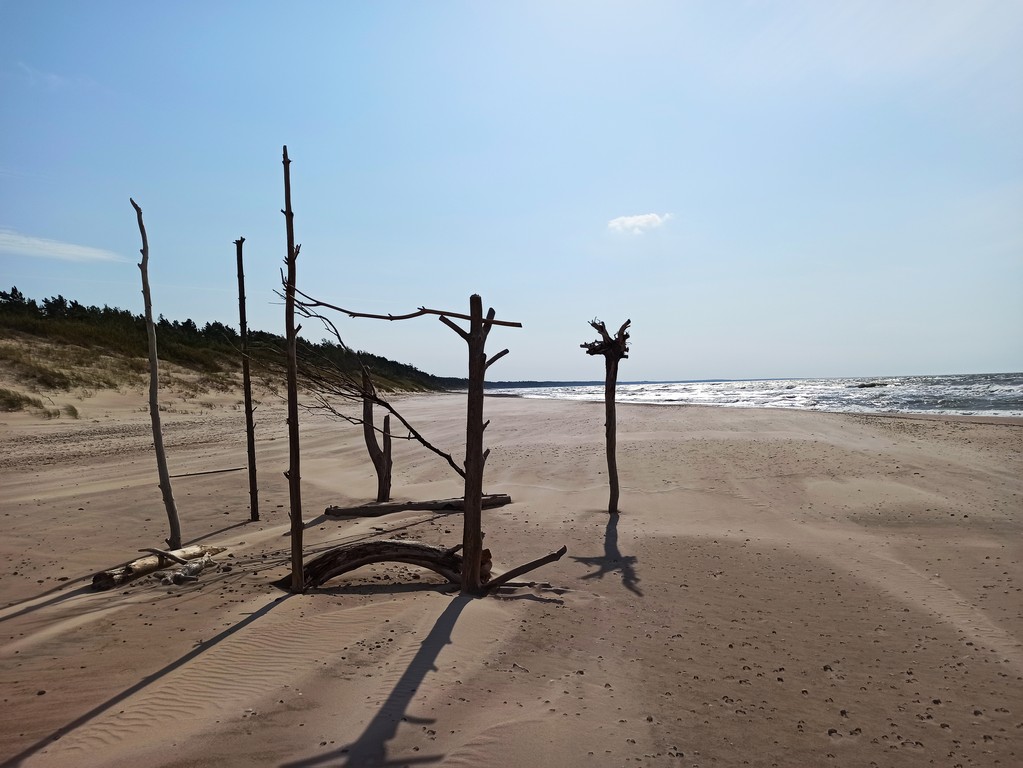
[
  {"x1": 280, "y1": 594, "x2": 472, "y2": 768},
  {"x1": 0, "y1": 594, "x2": 294, "y2": 768},
  {"x1": 570, "y1": 512, "x2": 642, "y2": 596}
]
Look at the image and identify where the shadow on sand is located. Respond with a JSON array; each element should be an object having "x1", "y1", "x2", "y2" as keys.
[
  {"x1": 0, "y1": 594, "x2": 294, "y2": 768},
  {"x1": 183, "y1": 518, "x2": 256, "y2": 545},
  {"x1": 571, "y1": 512, "x2": 642, "y2": 596},
  {"x1": 280, "y1": 594, "x2": 472, "y2": 768}
]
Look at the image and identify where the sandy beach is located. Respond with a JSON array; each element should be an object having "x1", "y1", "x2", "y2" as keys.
[{"x1": 1, "y1": 386, "x2": 1021, "y2": 767}]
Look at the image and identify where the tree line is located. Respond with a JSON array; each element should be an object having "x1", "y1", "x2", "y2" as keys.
[{"x1": 0, "y1": 286, "x2": 465, "y2": 392}]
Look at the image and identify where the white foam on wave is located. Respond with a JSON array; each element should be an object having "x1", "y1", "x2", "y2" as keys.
[{"x1": 489, "y1": 373, "x2": 1023, "y2": 417}]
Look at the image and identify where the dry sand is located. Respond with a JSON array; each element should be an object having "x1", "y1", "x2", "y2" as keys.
[{"x1": 1, "y1": 385, "x2": 1021, "y2": 767}]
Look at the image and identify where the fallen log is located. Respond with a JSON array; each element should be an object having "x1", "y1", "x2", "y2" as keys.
[
  {"x1": 324, "y1": 493, "x2": 511, "y2": 517},
  {"x1": 301, "y1": 539, "x2": 566, "y2": 595},
  {"x1": 158, "y1": 553, "x2": 215, "y2": 585},
  {"x1": 91, "y1": 544, "x2": 226, "y2": 590},
  {"x1": 303, "y1": 540, "x2": 486, "y2": 588}
]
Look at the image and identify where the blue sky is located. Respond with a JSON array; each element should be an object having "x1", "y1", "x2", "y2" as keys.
[{"x1": 1, "y1": 1, "x2": 1021, "y2": 380}]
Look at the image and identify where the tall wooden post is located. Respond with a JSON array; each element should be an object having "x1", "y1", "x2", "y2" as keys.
[
  {"x1": 131, "y1": 198, "x2": 182, "y2": 549},
  {"x1": 282, "y1": 146, "x2": 304, "y2": 592},
  {"x1": 581, "y1": 319, "x2": 631, "y2": 515},
  {"x1": 461, "y1": 294, "x2": 488, "y2": 593},
  {"x1": 235, "y1": 237, "x2": 259, "y2": 521}
]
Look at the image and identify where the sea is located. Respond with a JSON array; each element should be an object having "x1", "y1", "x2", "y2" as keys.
[{"x1": 485, "y1": 372, "x2": 1023, "y2": 418}]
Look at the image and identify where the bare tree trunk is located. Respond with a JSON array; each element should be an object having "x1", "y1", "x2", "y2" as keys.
[
  {"x1": 361, "y1": 369, "x2": 392, "y2": 502},
  {"x1": 282, "y1": 145, "x2": 304, "y2": 592},
  {"x1": 235, "y1": 237, "x2": 259, "y2": 522},
  {"x1": 603, "y1": 356, "x2": 620, "y2": 514},
  {"x1": 131, "y1": 198, "x2": 181, "y2": 550},
  {"x1": 581, "y1": 319, "x2": 631, "y2": 515},
  {"x1": 461, "y1": 295, "x2": 487, "y2": 594},
  {"x1": 288, "y1": 291, "x2": 555, "y2": 595}
]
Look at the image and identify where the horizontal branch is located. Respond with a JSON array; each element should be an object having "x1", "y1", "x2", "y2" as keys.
[{"x1": 291, "y1": 286, "x2": 522, "y2": 327}]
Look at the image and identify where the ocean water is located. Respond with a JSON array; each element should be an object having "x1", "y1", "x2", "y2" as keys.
[{"x1": 486, "y1": 372, "x2": 1023, "y2": 418}]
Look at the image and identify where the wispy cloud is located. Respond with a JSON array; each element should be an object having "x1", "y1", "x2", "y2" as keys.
[
  {"x1": 15, "y1": 61, "x2": 99, "y2": 91},
  {"x1": 608, "y1": 213, "x2": 672, "y2": 235},
  {"x1": 0, "y1": 229, "x2": 127, "y2": 263}
]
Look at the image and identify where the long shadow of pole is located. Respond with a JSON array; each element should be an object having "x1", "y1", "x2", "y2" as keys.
[
  {"x1": 571, "y1": 512, "x2": 642, "y2": 596},
  {"x1": 281, "y1": 594, "x2": 472, "y2": 768},
  {"x1": 1, "y1": 594, "x2": 294, "y2": 768}
]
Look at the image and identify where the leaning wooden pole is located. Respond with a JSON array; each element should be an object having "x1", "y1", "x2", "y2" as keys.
[
  {"x1": 235, "y1": 237, "x2": 259, "y2": 522},
  {"x1": 282, "y1": 146, "x2": 304, "y2": 592},
  {"x1": 131, "y1": 198, "x2": 182, "y2": 550}
]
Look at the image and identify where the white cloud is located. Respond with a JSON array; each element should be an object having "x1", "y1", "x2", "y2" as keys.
[
  {"x1": 607, "y1": 213, "x2": 673, "y2": 235},
  {"x1": 0, "y1": 229, "x2": 127, "y2": 263}
]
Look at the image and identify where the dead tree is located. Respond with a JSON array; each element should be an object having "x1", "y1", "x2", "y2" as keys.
[
  {"x1": 291, "y1": 291, "x2": 565, "y2": 595},
  {"x1": 281, "y1": 303, "x2": 469, "y2": 482},
  {"x1": 450, "y1": 294, "x2": 501, "y2": 593},
  {"x1": 581, "y1": 318, "x2": 631, "y2": 514},
  {"x1": 361, "y1": 369, "x2": 392, "y2": 502},
  {"x1": 235, "y1": 236, "x2": 259, "y2": 521},
  {"x1": 131, "y1": 198, "x2": 182, "y2": 550},
  {"x1": 282, "y1": 145, "x2": 304, "y2": 592},
  {"x1": 260, "y1": 323, "x2": 467, "y2": 485}
]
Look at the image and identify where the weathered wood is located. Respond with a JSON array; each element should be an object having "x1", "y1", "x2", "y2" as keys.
[
  {"x1": 132, "y1": 198, "x2": 181, "y2": 549},
  {"x1": 92, "y1": 545, "x2": 226, "y2": 590},
  {"x1": 481, "y1": 545, "x2": 568, "y2": 594},
  {"x1": 236, "y1": 235, "x2": 260, "y2": 522},
  {"x1": 169, "y1": 466, "x2": 246, "y2": 479},
  {"x1": 461, "y1": 295, "x2": 488, "y2": 594},
  {"x1": 581, "y1": 318, "x2": 631, "y2": 514},
  {"x1": 282, "y1": 145, "x2": 304, "y2": 593},
  {"x1": 138, "y1": 547, "x2": 189, "y2": 564},
  {"x1": 361, "y1": 369, "x2": 392, "y2": 502},
  {"x1": 324, "y1": 493, "x2": 512, "y2": 517},
  {"x1": 159, "y1": 553, "x2": 215, "y2": 585},
  {"x1": 302, "y1": 540, "x2": 483, "y2": 588}
]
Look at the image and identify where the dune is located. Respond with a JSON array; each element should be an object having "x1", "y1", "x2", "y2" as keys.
[{"x1": 1, "y1": 388, "x2": 1021, "y2": 767}]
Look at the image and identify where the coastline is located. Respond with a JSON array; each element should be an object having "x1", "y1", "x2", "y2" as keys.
[
  {"x1": 1, "y1": 391, "x2": 1021, "y2": 766},
  {"x1": 486, "y1": 392, "x2": 1023, "y2": 426},
  {"x1": 483, "y1": 372, "x2": 1023, "y2": 420}
]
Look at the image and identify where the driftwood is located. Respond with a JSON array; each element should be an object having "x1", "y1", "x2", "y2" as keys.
[
  {"x1": 362, "y1": 369, "x2": 392, "y2": 502},
  {"x1": 581, "y1": 318, "x2": 631, "y2": 514},
  {"x1": 324, "y1": 493, "x2": 512, "y2": 518},
  {"x1": 282, "y1": 145, "x2": 305, "y2": 592},
  {"x1": 482, "y1": 545, "x2": 568, "y2": 594},
  {"x1": 302, "y1": 539, "x2": 567, "y2": 593},
  {"x1": 131, "y1": 198, "x2": 182, "y2": 549},
  {"x1": 302, "y1": 540, "x2": 475, "y2": 588},
  {"x1": 236, "y1": 235, "x2": 260, "y2": 521},
  {"x1": 92, "y1": 545, "x2": 226, "y2": 590},
  {"x1": 158, "y1": 553, "x2": 215, "y2": 585}
]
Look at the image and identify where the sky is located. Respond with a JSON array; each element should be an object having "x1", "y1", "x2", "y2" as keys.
[{"x1": 1, "y1": 1, "x2": 1021, "y2": 381}]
